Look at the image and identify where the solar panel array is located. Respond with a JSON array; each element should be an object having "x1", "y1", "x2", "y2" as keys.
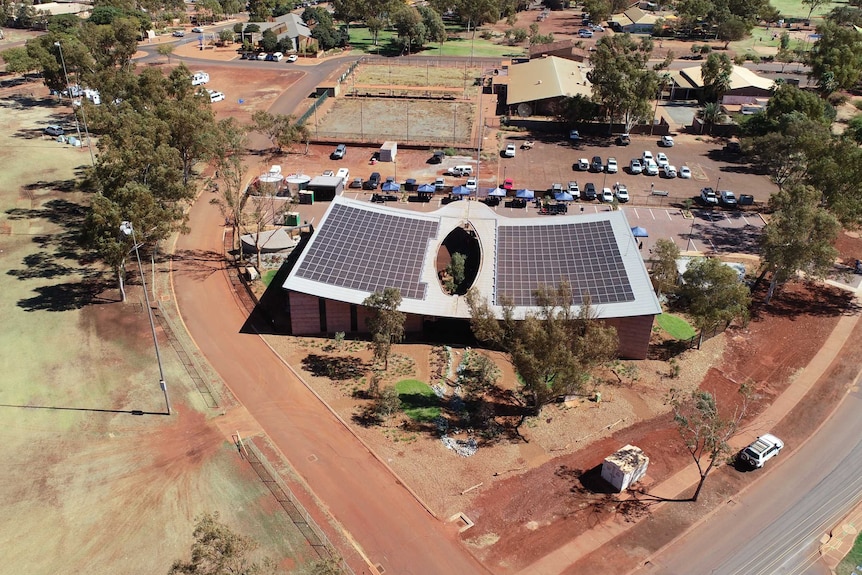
[
  {"x1": 495, "y1": 220, "x2": 634, "y2": 306},
  {"x1": 295, "y1": 203, "x2": 439, "y2": 300}
]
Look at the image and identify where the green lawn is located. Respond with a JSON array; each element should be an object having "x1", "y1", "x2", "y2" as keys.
[
  {"x1": 729, "y1": 26, "x2": 811, "y2": 54},
  {"x1": 262, "y1": 269, "x2": 278, "y2": 287},
  {"x1": 347, "y1": 25, "x2": 526, "y2": 58},
  {"x1": 656, "y1": 313, "x2": 697, "y2": 340},
  {"x1": 395, "y1": 379, "x2": 441, "y2": 422},
  {"x1": 767, "y1": 0, "x2": 832, "y2": 20},
  {"x1": 837, "y1": 532, "x2": 862, "y2": 575}
]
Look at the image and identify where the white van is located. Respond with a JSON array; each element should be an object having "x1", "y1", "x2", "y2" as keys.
[
  {"x1": 335, "y1": 167, "x2": 350, "y2": 185},
  {"x1": 446, "y1": 165, "x2": 473, "y2": 177},
  {"x1": 191, "y1": 71, "x2": 210, "y2": 86}
]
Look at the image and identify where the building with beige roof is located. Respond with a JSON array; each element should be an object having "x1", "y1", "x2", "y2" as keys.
[{"x1": 504, "y1": 56, "x2": 592, "y2": 116}]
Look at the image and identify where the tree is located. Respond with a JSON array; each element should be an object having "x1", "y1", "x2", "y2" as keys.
[
  {"x1": 418, "y1": 5, "x2": 446, "y2": 45},
  {"x1": 444, "y1": 252, "x2": 466, "y2": 294},
  {"x1": 588, "y1": 34, "x2": 659, "y2": 133},
  {"x1": 667, "y1": 384, "x2": 750, "y2": 501},
  {"x1": 169, "y1": 512, "x2": 278, "y2": 575},
  {"x1": 679, "y1": 258, "x2": 750, "y2": 347},
  {"x1": 391, "y1": 5, "x2": 426, "y2": 53},
  {"x1": 808, "y1": 21, "x2": 862, "y2": 95},
  {"x1": 261, "y1": 28, "x2": 278, "y2": 52},
  {"x1": 698, "y1": 101, "x2": 722, "y2": 135},
  {"x1": 717, "y1": 15, "x2": 749, "y2": 49},
  {"x1": 251, "y1": 110, "x2": 308, "y2": 152},
  {"x1": 210, "y1": 118, "x2": 248, "y2": 253},
  {"x1": 156, "y1": 43, "x2": 175, "y2": 63},
  {"x1": 466, "y1": 283, "x2": 618, "y2": 414},
  {"x1": 650, "y1": 238, "x2": 680, "y2": 297},
  {"x1": 802, "y1": 0, "x2": 831, "y2": 22},
  {"x1": 1, "y1": 46, "x2": 39, "y2": 75},
  {"x1": 700, "y1": 52, "x2": 732, "y2": 103},
  {"x1": 846, "y1": 114, "x2": 862, "y2": 145},
  {"x1": 556, "y1": 94, "x2": 600, "y2": 125},
  {"x1": 757, "y1": 184, "x2": 839, "y2": 304},
  {"x1": 454, "y1": 0, "x2": 501, "y2": 36},
  {"x1": 219, "y1": 28, "x2": 234, "y2": 43},
  {"x1": 363, "y1": 288, "x2": 405, "y2": 370}
]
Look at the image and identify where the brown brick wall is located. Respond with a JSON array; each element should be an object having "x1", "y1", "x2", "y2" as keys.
[
  {"x1": 289, "y1": 291, "x2": 322, "y2": 335},
  {"x1": 325, "y1": 299, "x2": 352, "y2": 333},
  {"x1": 602, "y1": 314, "x2": 655, "y2": 359}
]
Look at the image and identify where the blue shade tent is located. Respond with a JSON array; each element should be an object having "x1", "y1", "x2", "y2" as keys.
[
  {"x1": 515, "y1": 189, "x2": 535, "y2": 199},
  {"x1": 555, "y1": 192, "x2": 574, "y2": 202},
  {"x1": 631, "y1": 226, "x2": 649, "y2": 237},
  {"x1": 489, "y1": 187, "x2": 507, "y2": 197},
  {"x1": 451, "y1": 185, "x2": 472, "y2": 196},
  {"x1": 381, "y1": 181, "x2": 400, "y2": 192},
  {"x1": 417, "y1": 183, "x2": 436, "y2": 193}
]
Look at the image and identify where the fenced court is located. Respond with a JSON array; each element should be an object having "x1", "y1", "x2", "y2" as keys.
[{"x1": 309, "y1": 97, "x2": 476, "y2": 145}]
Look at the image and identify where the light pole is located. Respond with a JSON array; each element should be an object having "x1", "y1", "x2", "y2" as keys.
[
  {"x1": 120, "y1": 221, "x2": 172, "y2": 415},
  {"x1": 716, "y1": 176, "x2": 721, "y2": 191},
  {"x1": 54, "y1": 41, "x2": 94, "y2": 166}
]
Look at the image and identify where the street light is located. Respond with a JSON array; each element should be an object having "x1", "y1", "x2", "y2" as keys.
[
  {"x1": 120, "y1": 221, "x2": 172, "y2": 415},
  {"x1": 54, "y1": 41, "x2": 95, "y2": 166}
]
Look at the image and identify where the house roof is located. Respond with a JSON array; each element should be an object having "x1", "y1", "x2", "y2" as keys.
[
  {"x1": 255, "y1": 13, "x2": 311, "y2": 38},
  {"x1": 674, "y1": 64, "x2": 775, "y2": 91},
  {"x1": 611, "y1": 6, "x2": 659, "y2": 27},
  {"x1": 507, "y1": 56, "x2": 593, "y2": 105},
  {"x1": 283, "y1": 197, "x2": 661, "y2": 321}
]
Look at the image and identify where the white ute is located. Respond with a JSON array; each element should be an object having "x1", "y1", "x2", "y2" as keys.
[{"x1": 740, "y1": 434, "x2": 784, "y2": 468}]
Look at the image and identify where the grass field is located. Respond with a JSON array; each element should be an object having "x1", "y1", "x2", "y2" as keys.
[
  {"x1": 656, "y1": 313, "x2": 697, "y2": 339},
  {"x1": 766, "y1": 0, "x2": 832, "y2": 19},
  {"x1": 729, "y1": 26, "x2": 812, "y2": 54},
  {"x1": 837, "y1": 532, "x2": 862, "y2": 575},
  {"x1": 396, "y1": 379, "x2": 441, "y2": 422},
  {"x1": 0, "y1": 85, "x2": 316, "y2": 574},
  {"x1": 348, "y1": 25, "x2": 526, "y2": 58}
]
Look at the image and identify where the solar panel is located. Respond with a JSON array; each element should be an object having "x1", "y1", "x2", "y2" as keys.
[
  {"x1": 295, "y1": 203, "x2": 439, "y2": 300},
  {"x1": 495, "y1": 220, "x2": 634, "y2": 306}
]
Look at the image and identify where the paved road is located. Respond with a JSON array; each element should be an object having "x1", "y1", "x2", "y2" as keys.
[
  {"x1": 172, "y1": 195, "x2": 488, "y2": 575},
  {"x1": 640, "y1": 386, "x2": 862, "y2": 575}
]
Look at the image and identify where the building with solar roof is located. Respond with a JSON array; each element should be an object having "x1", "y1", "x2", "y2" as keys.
[{"x1": 282, "y1": 197, "x2": 661, "y2": 358}]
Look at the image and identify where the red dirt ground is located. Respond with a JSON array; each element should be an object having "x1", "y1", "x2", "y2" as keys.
[{"x1": 459, "y1": 280, "x2": 850, "y2": 573}]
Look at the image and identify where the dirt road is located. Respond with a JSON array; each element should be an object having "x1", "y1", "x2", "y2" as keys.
[{"x1": 172, "y1": 195, "x2": 487, "y2": 575}]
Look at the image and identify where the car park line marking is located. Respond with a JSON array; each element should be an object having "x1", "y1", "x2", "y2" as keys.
[{"x1": 741, "y1": 214, "x2": 751, "y2": 225}]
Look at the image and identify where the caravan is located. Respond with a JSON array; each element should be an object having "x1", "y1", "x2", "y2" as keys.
[{"x1": 191, "y1": 71, "x2": 210, "y2": 86}]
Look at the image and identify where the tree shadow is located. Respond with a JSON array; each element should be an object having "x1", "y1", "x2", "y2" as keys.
[
  {"x1": 17, "y1": 277, "x2": 115, "y2": 312},
  {"x1": 750, "y1": 281, "x2": 861, "y2": 319},
  {"x1": 301, "y1": 354, "x2": 368, "y2": 381}
]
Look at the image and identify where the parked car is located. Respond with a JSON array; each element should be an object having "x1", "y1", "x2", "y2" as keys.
[
  {"x1": 569, "y1": 129, "x2": 580, "y2": 141},
  {"x1": 207, "y1": 90, "x2": 225, "y2": 103},
  {"x1": 44, "y1": 125, "x2": 64, "y2": 136},
  {"x1": 599, "y1": 187, "x2": 614, "y2": 202},
  {"x1": 615, "y1": 133, "x2": 631, "y2": 146},
  {"x1": 256, "y1": 52, "x2": 267, "y2": 60},
  {"x1": 656, "y1": 152, "x2": 669, "y2": 167},
  {"x1": 272, "y1": 52, "x2": 284, "y2": 61},
  {"x1": 678, "y1": 165, "x2": 692, "y2": 179},
  {"x1": 331, "y1": 143, "x2": 346, "y2": 160},
  {"x1": 172, "y1": 30, "x2": 186, "y2": 37},
  {"x1": 466, "y1": 178, "x2": 478, "y2": 191},
  {"x1": 629, "y1": 158, "x2": 643, "y2": 174},
  {"x1": 591, "y1": 156, "x2": 604, "y2": 172},
  {"x1": 720, "y1": 190, "x2": 738, "y2": 206},
  {"x1": 590, "y1": 24, "x2": 605, "y2": 31},
  {"x1": 286, "y1": 54, "x2": 298, "y2": 63},
  {"x1": 429, "y1": 150, "x2": 445, "y2": 164},
  {"x1": 567, "y1": 181, "x2": 580, "y2": 199},
  {"x1": 642, "y1": 150, "x2": 654, "y2": 163},
  {"x1": 583, "y1": 182, "x2": 597, "y2": 201},
  {"x1": 576, "y1": 158, "x2": 589, "y2": 171},
  {"x1": 644, "y1": 160, "x2": 659, "y2": 176},
  {"x1": 662, "y1": 165, "x2": 677, "y2": 178},
  {"x1": 434, "y1": 177, "x2": 446, "y2": 191},
  {"x1": 322, "y1": 170, "x2": 335, "y2": 177},
  {"x1": 613, "y1": 183, "x2": 629, "y2": 203},
  {"x1": 606, "y1": 157, "x2": 618, "y2": 173},
  {"x1": 349, "y1": 177, "x2": 363, "y2": 188},
  {"x1": 503, "y1": 178, "x2": 514, "y2": 190},
  {"x1": 700, "y1": 187, "x2": 719, "y2": 205},
  {"x1": 551, "y1": 182, "x2": 564, "y2": 194},
  {"x1": 364, "y1": 172, "x2": 381, "y2": 189},
  {"x1": 660, "y1": 135, "x2": 674, "y2": 147},
  {"x1": 739, "y1": 434, "x2": 783, "y2": 468},
  {"x1": 191, "y1": 26, "x2": 204, "y2": 33},
  {"x1": 504, "y1": 143, "x2": 516, "y2": 157},
  {"x1": 578, "y1": 28, "x2": 593, "y2": 38}
]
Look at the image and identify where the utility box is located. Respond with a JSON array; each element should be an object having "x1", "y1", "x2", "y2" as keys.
[
  {"x1": 284, "y1": 211, "x2": 300, "y2": 226},
  {"x1": 601, "y1": 445, "x2": 649, "y2": 492},
  {"x1": 299, "y1": 191, "x2": 314, "y2": 205},
  {"x1": 379, "y1": 141, "x2": 397, "y2": 162}
]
